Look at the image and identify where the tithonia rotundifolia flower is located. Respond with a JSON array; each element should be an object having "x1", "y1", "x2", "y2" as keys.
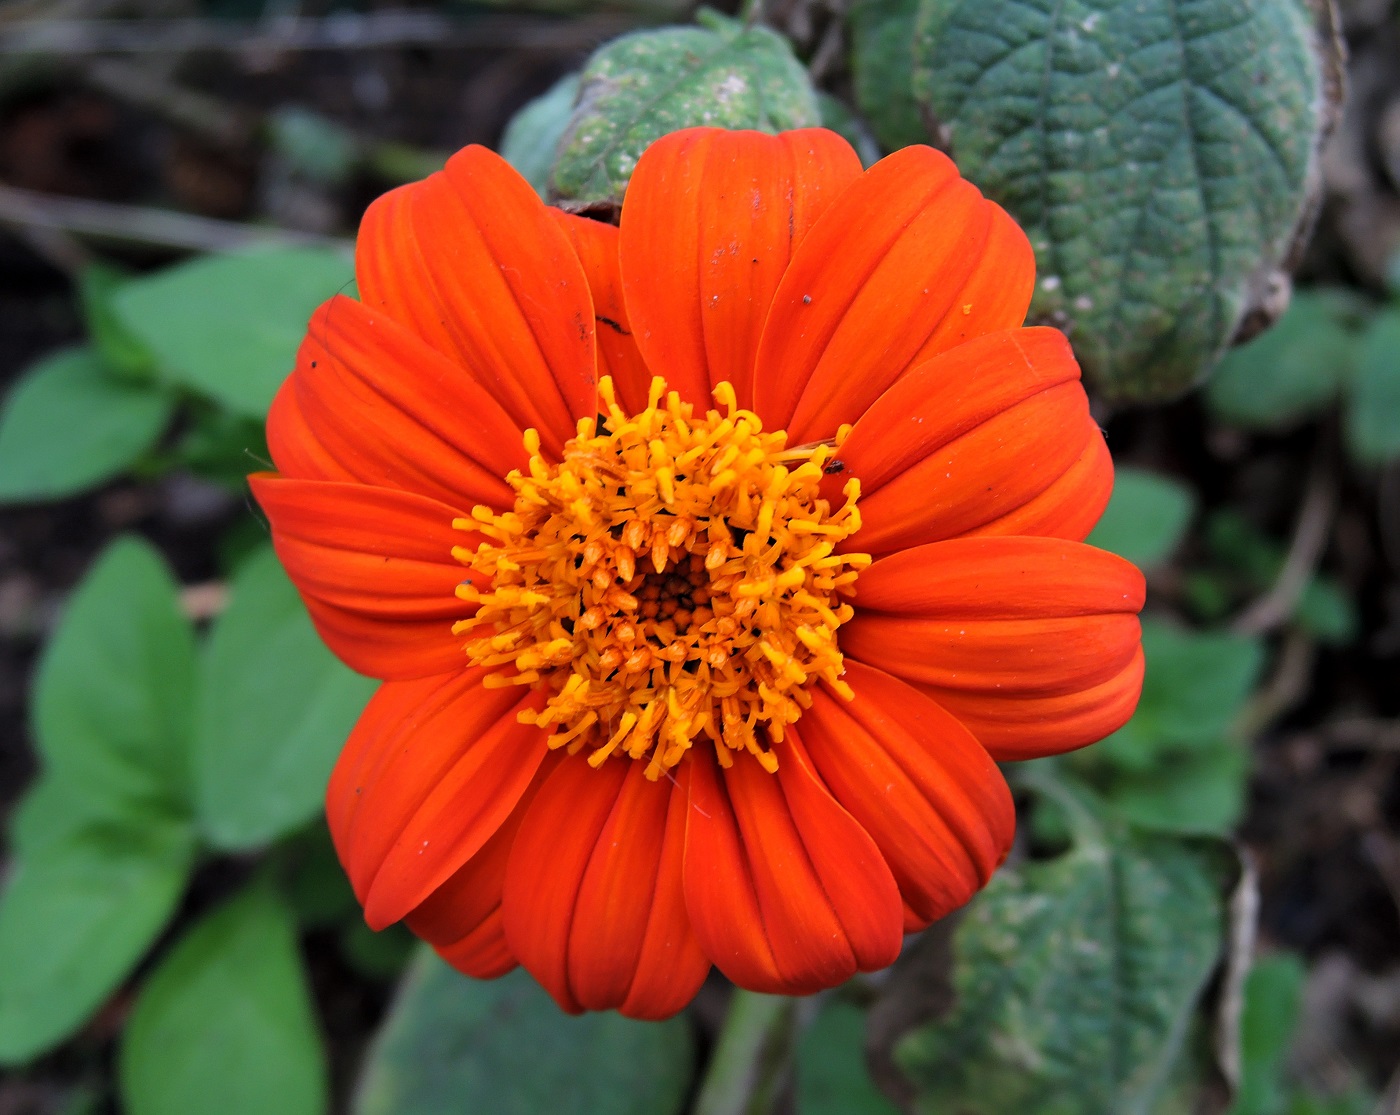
[{"x1": 251, "y1": 126, "x2": 1146, "y2": 1019}]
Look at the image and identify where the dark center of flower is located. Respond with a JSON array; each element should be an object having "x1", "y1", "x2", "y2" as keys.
[{"x1": 452, "y1": 376, "x2": 868, "y2": 777}]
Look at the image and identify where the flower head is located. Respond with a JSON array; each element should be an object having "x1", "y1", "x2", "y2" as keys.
[{"x1": 251, "y1": 126, "x2": 1145, "y2": 1019}]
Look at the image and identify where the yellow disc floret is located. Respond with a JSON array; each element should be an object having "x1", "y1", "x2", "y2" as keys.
[{"x1": 452, "y1": 376, "x2": 868, "y2": 778}]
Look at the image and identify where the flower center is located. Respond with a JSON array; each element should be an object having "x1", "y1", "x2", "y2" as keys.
[{"x1": 453, "y1": 376, "x2": 868, "y2": 778}]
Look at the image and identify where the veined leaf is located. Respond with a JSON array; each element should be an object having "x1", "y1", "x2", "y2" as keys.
[{"x1": 913, "y1": 0, "x2": 1327, "y2": 400}]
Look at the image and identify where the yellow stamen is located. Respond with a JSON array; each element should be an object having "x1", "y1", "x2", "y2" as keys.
[{"x1": 454, "y1": 376, "x2": 867, "y2": 778}]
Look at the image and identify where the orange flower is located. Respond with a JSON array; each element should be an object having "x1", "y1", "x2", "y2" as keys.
[{"x1": 251, "y1": 126, "x2": 1145, "y2": 1019}]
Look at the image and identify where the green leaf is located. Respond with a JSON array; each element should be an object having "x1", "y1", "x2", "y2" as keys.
[
  {"x1": 1230, "y1": 953, "x2": 1305, "y2": 1115},
  {"x1": 552, "y1": 14, "x2": 820, "y2": 206},
  {"x1": 1096, "y1": 620, "x2": 1264, "y2": 770},
  {"x1": 913, "y1": 0, "x2": 1324, "y2": 401},
  {"x1": 33, "y1": 536, "x2": 198, "y2": 820},
  {"x1": 340, "y1": 921, "x2": 417, "y2": 982},
  {"x1": 111, "y1": 248, "x2": 354, "y2": 419},
  {"x1": 1086, "y1": 466, "x2": 1197, "y2": 568},
  {"x1": 894, "y1": 781, "x2": 1228, "y2": 1114},
  {"x1": 1201, "y1": 511, "x2": 1359, "y2": 644},
  {"x1": 1344, "y1": 309, "x2": 1400, "y2": 464},
  {"x1": 797, "y1": 1000, "x2": 900, "y2": 1115},
  {"x1": 1295, "y1": 575, "x2": 1358, "y2": 646},
  {"x1": 271, "y1": 823, "x2": 357, "y2": 930},
  {"x1": 171, "y1": 404, "x2": 270, "y2": 490},
  {"x1": 0, "y1": 347, "x2": 172, "y2": 503},
  {"x1": 0, "y1": 821, "x2": 194, "y2": 1065},
  {"x1": 267, "y1": 107, "x2": 360, "y2": 187},
  {"x1": 1206, "y1": 291, "x2": 1362, "y2": 431},
  {"x1": 120, "y1": 886, "x2": 327, "y2": 1115},
  {"x1": 500, "y1": 73, "x2": 582, "y2": 198},
  {"x1": 354, "y1": 952, "x2": 693, "y2": 1115},
  {"x1": 78, "y1": 263, "x2": 160, "y2": 382},
  {"x1": 1101, "y1": 737, "x2": 1249, "y2": 835},
  {"x1": 194, "y1": 545, "x2": 376, "y2": 850},
  {"x1": 849, "y1": 0, "x2": 928, "y2": 150}
]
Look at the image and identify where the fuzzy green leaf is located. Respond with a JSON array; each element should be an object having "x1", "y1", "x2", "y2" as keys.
[
  {"x1": 78, "y1": 263, "x2": 160, "y2": 382},
  {"x1": 354, "y1": 953, "x2": 692, "y2": 1115},
  {"x1": 552, "y1": 15, "x2": 820, "y2": 206},
  {"x1": 895, "y1": 782, "x2": 1228, "y2": 1113},
  {"x1": 913, "y1": 0, "x2": 1323, "y2": 400}
]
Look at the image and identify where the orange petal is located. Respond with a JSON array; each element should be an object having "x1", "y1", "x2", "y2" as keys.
[
  {"x1": 501, "y1": 757, "x2": 630, "y2": 1014},
  {"x1": 683, "y1": 749, "x2": 902, "y2": 996},
  {"x1": 565, "y1": 762, "x2": 709, "y2": 1016},
  {"x1": 824, "y1": 328, "x2": 1096, "y2": 554},
  {"x1": 320, "y1": 665, "x2": 547, "y2": 929},
  {"x1": 753, "y1": 146, "x2": 1034, "y2": 442},
  {"x1": 355, "y1": 145, "x2": 596, "y2": 454},
  {"x1": 843, "y1": 536, "x2": 1144, "y2": 752},
  {"x1": 935, "y1": 645, "x2": 1147, "y2": 760},
  {"x1": 619, "y1": 127, "x2": 863, "y2": 409},
  {"x1": 434, "y1": 907, "x2": 516, "y2": 979},
  {"x1": 249, "y1": 474, "x2": 471, "y2": 679},
  {"x1": 500, "y1": 755, "x2": 709, "y2": 1019},
  {"x1": 799, "y1": 661, "x2": 1013, "y2": 928},
  {"x1": 965, "y1": 418, "x2": 1114, "y2": 542},
  {"x1": 551, "y1": 211, "x2": 654, "y2": 416},
  {"x1": 402, "y1": 750, "x2": 560, "y2": 981},
  {"x1": 267, "y1": 296, "x2": 525, "y2": 510},
  {"x1": 618, "y1": 778, "x2": 712, "y2": 1020},
  {"x1": 679, "y1": 757, "x2": 783, "y2": 992}
]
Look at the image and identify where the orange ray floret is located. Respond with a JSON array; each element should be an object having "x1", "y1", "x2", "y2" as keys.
[{"x1": 251, "y1": 124, "x2": 1145, "y2": 1019}]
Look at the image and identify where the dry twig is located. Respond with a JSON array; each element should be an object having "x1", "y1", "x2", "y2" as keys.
[
  {"x1": 1232, "y1": 433, "x2": 1340, "y2": 637},
  {"x1": 0, "y1": 183, "x2": 351, "y2": 254},
  {"x1": 0, "y1": 11, "x2": 637, "y2": 54}
]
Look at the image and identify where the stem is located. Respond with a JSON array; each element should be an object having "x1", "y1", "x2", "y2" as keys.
[{"x1": 693, "y1": 990, "x2": 793, "y2": 1115}]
